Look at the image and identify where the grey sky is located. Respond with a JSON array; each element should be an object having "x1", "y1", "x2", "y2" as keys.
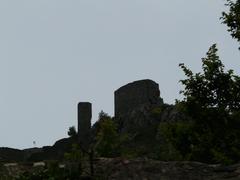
[{"x1": 1, "y1": 0, "x2": 240, "y2": 149}]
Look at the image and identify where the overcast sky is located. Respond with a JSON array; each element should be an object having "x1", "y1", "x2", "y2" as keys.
[{"x1": 1, "y1": 0, "x2": 240, "y2": 149}]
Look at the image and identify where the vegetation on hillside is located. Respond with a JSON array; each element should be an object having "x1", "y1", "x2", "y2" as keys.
[
  {"x1": 157, "y1": 44, "x2": 240, "y2": 164},
  {"x1": 4, "y1": 0, "x2": 240, "y2": 178}
]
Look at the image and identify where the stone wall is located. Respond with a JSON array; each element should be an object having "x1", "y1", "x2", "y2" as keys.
[
  {"x1": 114, "y1": 79, "x2": 162, "y2": 118},
  {"x1": 78, "y1": 102, "x2": 92, "y2": 149}
]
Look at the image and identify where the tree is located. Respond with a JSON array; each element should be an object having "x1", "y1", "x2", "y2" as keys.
[
  {"x1": 159, "y1": 44, "x2": 240, "y2": 164},
  {"x1": 222, "y1": 0, "x2": 240, "y2": 49},
  {"x1": 68, "y1": 126, "x2": 77, "y2": 138},
  {"x1": 179, "y1": 44, "x2": 240, "y2": 115},
  {"x1": 98, "y1": 110, "x2": 111, "y2": 120},
  {"x1": 94, "y1": 114, "x2": 120, "y2": 157}
]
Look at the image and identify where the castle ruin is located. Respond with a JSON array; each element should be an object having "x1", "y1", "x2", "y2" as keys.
[
  {"x1": 77, "y1": 79, "x2": 163, "y2": 146},
  {"x1": 114, "y1": 79, "x2": 162, "y2": 119},
  {"x1": 78, "y1": 102, "x2": 92, "y2": 149}
]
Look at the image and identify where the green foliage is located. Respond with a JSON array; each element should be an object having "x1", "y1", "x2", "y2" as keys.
[
  {"x1": 151, "y1": 107, "x2": 163, "y2": 115},
  {"x1": 17, "y1": 148, "x2": 86, "y2": 180},
  {"x1": 18, "y1": 145, "x2": 86, "y2": 179},
  {"x1": 211, "y1": 149, "x2": 233, "y2": 165},
  {"x1": 94, "y1": 111, "x2": 133, "y2": 158},
  {"x1": 16, "y1": 161, "x2": 83, "y2": 180},
  {"x1": 156, "y1": 122, "x2": 194, "y2": 161},
  {"x1": 98, "y1": 110, "x2": 111, "y2": 120},
  {"x1": 95, "y1": 114, "x2": 120, "y2": 157},
  {"x1": 156, "y1": 119, "x2": 240, "y2": 164},
  {"x1": 64, "y1": 144, "x2": 83, "y2": 162},
  {"x1": 150, "y1": 107, "x2": 164, "y2": 119},
  {"x1": 179, "y1": 44, "x2": 240, "y2": 114},
  {"x1": 156, "y1": 44, "x2": 240, "y2": 164},
  {"x1": 67, "y1": 126, "x2": 77, "y2": 138},
  {"x1": 222, "y1": 0, "x2": 240, "y2": 49}
]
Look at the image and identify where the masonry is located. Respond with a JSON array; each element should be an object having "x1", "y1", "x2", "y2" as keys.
[
  {"x1": 114, "y1": 79, "x2": 162, "y2": 119},
  {"x1": 77, "y1": 80, "x2": 162, "y2": 147},
  {"x1": 78, "y1": 102, "x2": 92, "y2": 149}
]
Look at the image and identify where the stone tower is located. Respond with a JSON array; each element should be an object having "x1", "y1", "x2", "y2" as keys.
[
  {"x1": 114, "y1": 79, "x2": 163, "y2": 133},
  {"x1": 78, "y1": 102, "x2": 92, "y2": 149},
  {"x1": 114, "y1": 79, "x2": 162, "y2": 118}
]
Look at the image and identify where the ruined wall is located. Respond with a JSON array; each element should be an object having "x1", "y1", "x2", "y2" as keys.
[
  {"x1": 114, "y1": 79, "x2": 162, "y2": 118},
  {"x1": 78, "y1": 102, "x2": 92, "y2": 149}
]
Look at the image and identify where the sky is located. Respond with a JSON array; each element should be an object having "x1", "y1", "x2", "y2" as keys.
[{"x1": 0, "y1": 0, "x2": 240, "y2": 149}]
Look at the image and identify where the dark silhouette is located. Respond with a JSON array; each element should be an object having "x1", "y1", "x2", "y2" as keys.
[{"x1": 222, "y1": 0, "x2": 240, "y2": 49}]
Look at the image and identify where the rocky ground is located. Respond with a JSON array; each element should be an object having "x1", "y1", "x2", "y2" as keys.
[
  {"x1": 94, "y1": 158, "x2": 240, "y2": 180},
  {"x1": 1, "y1": 158, "x2": 240, "y2": 179}
]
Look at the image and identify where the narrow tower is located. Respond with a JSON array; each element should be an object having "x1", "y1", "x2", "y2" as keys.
[{"x1": 78, "y1": 102, "x2": 92, "y2": 149}]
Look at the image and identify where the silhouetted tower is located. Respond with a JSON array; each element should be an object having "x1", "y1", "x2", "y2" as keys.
[{"x1": 78, "y1": 102, "x2": 92, "y2": 149}]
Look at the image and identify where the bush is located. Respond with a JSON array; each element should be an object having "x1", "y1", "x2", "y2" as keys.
[
  {"x1": 95, "y1": 116, "x2": 120, "y2": 157},
  {"x1": 68, "y1": 126, "x2": 77, "y2": 138},
  {"x1": 156, "y1": 121, "x2": 194, "y2": 161}
]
